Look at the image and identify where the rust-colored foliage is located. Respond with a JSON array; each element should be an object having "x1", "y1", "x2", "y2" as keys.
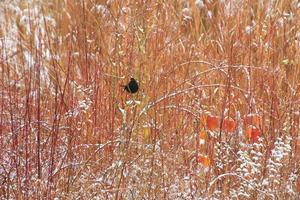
[
  {"x1": 245, "y1": 126, "x2": 261, "y2": 142},
  {"x1": 223, "y1": 117, "x2": 236, "y2": 133},
  {"x1": 1, "y1": 0, "x2": 300, "y2": 199},
  {"x1": 198, "y1": 155, "x2": 211, "y2": 167},
  {"x1": 244, "y1": 114, "x2": 262, "y2": 127},
  {"x1": 207, "y1": 115, "x2": 219, "y2": 130},
  {"x1": 199, "y1": 130, "x2": 207, "y2": 140}
]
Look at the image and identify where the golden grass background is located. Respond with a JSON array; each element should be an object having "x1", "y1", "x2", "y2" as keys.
[{"x1": 1, "y1": 0, "x2": 300, "y2": 199}]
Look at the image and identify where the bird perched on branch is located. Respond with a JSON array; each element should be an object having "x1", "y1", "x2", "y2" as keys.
[{"x1": 123, "y1": 78, "x2": 139, "y2": 94}]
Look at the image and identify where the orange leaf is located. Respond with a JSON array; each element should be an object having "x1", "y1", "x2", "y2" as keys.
[
  {"x1": 198, "y1": 155, "x2": 210, "y2": 167},
  {"x1": 223, "y1": 117, "x2": 236, "y2": 133},
  {"x1": 244, "y1": 114, "x2": 262, "y2": 127},
  {"x1": 199, "y1": 130, "x2": 207, "y2": 140},
  {"x1": 199, "y1": 130, "x2": 207, "y2": 144},
  {"x1": 207, "y1": 115, "x2": 219, "y2": 130},
  {"x1": 245, "y1": 126, "x2": 261, "y2": 142}
]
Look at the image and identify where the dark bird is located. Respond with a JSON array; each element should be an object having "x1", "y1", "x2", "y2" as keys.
[{"x1": 123, "y1": 78, "x2": 139, "y2": 94}]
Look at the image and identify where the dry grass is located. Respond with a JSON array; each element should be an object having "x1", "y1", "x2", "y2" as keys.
[{"x1": 1, "y1": 0, "x2": 300, "y2": 199}]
